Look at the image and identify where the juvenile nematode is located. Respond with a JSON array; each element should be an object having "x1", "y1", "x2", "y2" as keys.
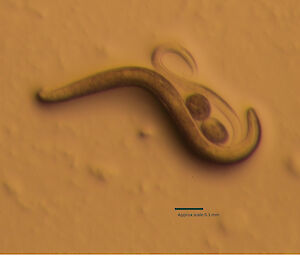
[{"x1": 37, "y1": 44, "x2": 261, "y2": 164}]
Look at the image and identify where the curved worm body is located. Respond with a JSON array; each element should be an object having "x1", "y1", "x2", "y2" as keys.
[
  {"x1": 152, "y1": 44, "x2": 244, "y2": 144},
  {"x1": 37, "y1": 66, "x2": 260, "y2": 164}
]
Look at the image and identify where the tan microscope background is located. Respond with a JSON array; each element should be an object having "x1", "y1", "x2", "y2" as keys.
[{"x1": 0, "y1": 0, "x2": 300, "y2": 253}]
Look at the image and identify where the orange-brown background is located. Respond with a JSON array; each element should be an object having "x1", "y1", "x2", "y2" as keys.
[{"x1": 0, "y1": 0, "x2": 300, "y2": 253}]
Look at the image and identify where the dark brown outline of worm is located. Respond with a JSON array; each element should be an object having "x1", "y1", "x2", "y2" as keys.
[{"x1": 37, "y1": 65, "x2": 261, "y2": 164}]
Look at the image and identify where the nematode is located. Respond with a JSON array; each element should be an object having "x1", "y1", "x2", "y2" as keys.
[{"x1": 37, "y1": 45, "x2": 261, "y2": 164}]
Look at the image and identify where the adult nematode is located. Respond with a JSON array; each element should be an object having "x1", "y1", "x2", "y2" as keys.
[{"x1": 37, "y1": 44, "x2": 261, "y2": 164}]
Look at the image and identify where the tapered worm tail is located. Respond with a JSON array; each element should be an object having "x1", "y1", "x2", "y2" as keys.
[{"x1": 37, "y1": 66, "x2": 261, "y2": 164}]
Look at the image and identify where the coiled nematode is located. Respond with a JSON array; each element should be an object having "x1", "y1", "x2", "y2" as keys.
[{"x1": 37, "y1": 44, "x2": 261, "y2": 164}]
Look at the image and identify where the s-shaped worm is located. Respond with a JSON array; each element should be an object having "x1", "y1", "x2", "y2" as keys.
[{"x1": 37, "y1": 48, "x2": 261, "y2": 164}]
